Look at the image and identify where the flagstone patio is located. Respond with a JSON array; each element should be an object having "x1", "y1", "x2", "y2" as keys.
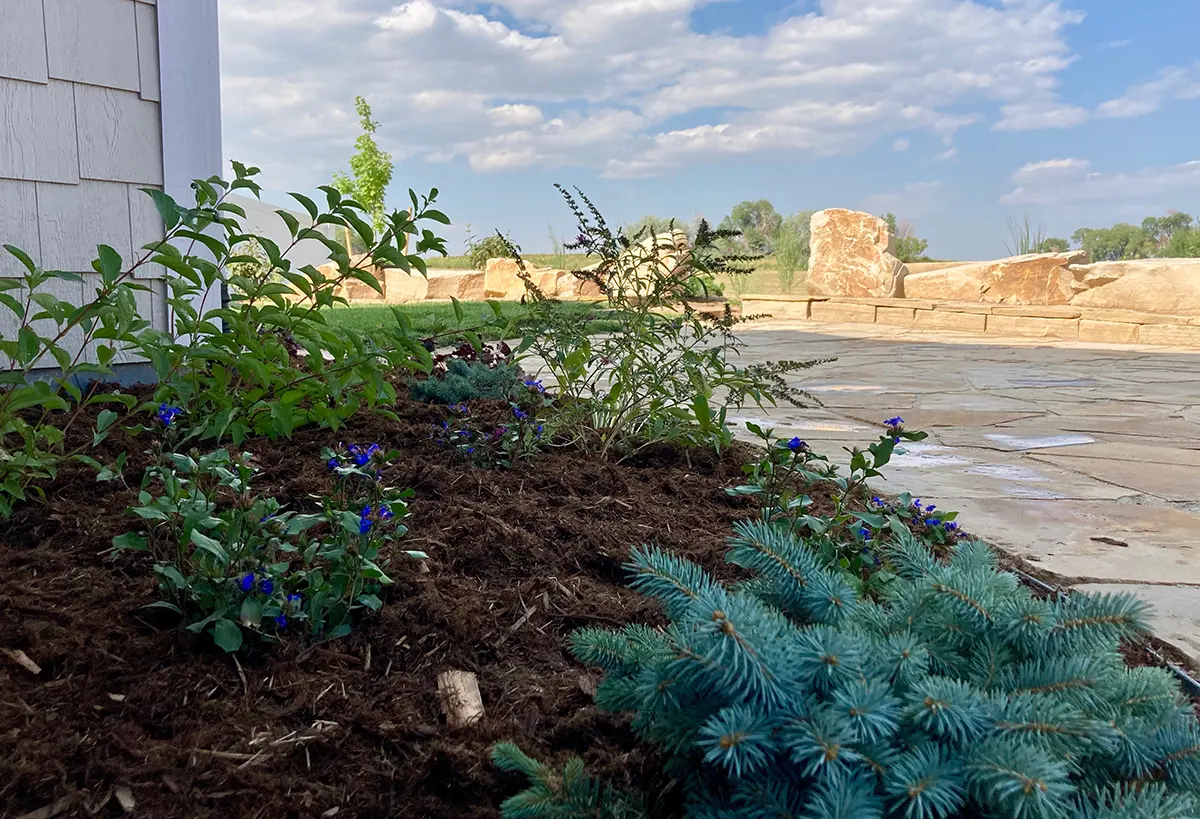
[{"x1": 735, "y1": 318, "x2": 1200, "y2": 664}]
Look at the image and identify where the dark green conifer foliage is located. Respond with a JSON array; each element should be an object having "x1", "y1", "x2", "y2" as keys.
[{"x1": 500, "y1": 522, "x2": 1200, "y2": 818}]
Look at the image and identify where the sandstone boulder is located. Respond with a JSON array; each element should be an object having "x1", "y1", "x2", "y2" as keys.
[
  {"x1": 1071, "y1": 260, "x2": 1200, "y2": 314},
  {"x1": 903, "y1": 251, "x2": 1087, "y2": 304},
  {"x1": 382, "y1": 268, "x2": 430, "y2": 303},
  {"x1": 555, "y1": 269, "x2": 605, "y2": 300},
  {"x1": 426, "y1": 269, "x2": 485, "y2": 301},
  {"x1": 483, "y1": 258, "x2": 559, "y2": 299},
  {"x1": 608, "y1": 229, "x2": 692, "y2": 298},
  {"x1": 807, "y1": 209, "x2": 907, "y2": 298}
]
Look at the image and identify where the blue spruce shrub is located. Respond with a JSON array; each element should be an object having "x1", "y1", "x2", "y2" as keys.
[
  {"x1": 410, "y1": 358, "x2": 521, "y2": 404},
  {"x1": 497, "y1": 523, "x2": 1200, "y2": 818}
]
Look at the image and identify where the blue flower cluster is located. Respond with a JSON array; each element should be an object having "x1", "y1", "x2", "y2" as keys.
[
  {"x1": 524, "y1": 379, "x2": 546, "y2": 395},
  {"x1": 884, "y1": 416, "x2": 904, "y2": 443},
  {"x1": 156, "y1": 403, "x2": 183, "y2": 426},
  {"x1": 785, "y1": 437, "x2": 807, "y2": 453},
  {"x1": 869, "y1": 495, "x2": 962, "y2": 536},
  {"x1": 358, "y1": 503, "x2": 395, "y2": 534},
  {"x1": 327, "y1": 443, "x2": 384, "y2": 472}
]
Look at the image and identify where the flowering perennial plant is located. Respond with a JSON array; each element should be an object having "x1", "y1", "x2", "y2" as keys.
[
  {"x1": 728, "y1": 418, "x2": 960, "y2": 587},
  {"x1": 114, "y1": 446, "x2": 422, "y2": 652},
  {"x1": 431, "y1": 384, "x2": 550, "y2": 469}
]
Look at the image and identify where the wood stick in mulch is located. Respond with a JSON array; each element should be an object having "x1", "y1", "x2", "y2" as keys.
[{"x1": 437, "y1": 670, "x2": 484, "y2": 728}]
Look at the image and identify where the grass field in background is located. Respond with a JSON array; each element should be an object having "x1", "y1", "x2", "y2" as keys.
[{"x1": 327, "y1": 300, "x2": 621, "y2": 342}]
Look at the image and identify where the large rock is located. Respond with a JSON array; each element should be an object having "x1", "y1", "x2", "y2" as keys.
[
  {"x1": 807, "y1": 209, "x2": 907, "y2": 298},
  {"x1": 903, "y1": 251, "x2": 1087, "y2": 304},
  {"x1": 426, "y1": 269, "x2": 485, "y2": 301},
  {"x1": 382, "y1": 268, "x2": 430, "y2": 303},
  {"x1": 611, "y1": 229, "x2": 692, "y2": 298},
  {"x1": 1071, "y1": 259, "x2": 1200, "y2": 314},
  {"x1": 483, "y1": 258, "x2": 559, "y2": 299},
  {"x1": 555, "y1": 269, "x2": 605, "y2": 300}
]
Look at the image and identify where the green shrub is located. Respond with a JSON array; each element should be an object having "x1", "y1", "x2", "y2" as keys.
[
  {"x1": 0, "y1": 161, "x2": 451, "y2": 517},
  {"x1": 411, "y1": 358, "x2": 522, "y2": 404},
  {"x1": 113, "y1": 444, "x2": 424, "y2": 652},
  {"x1": 499, "y1": 523, "x2": 1200, "y2": 818},
  {"x1": 506, "y1": 185, "x2": 826, "y2": 462},
  {"x1": 469, "y1": 234, "x2": 512, "y2": 271}
]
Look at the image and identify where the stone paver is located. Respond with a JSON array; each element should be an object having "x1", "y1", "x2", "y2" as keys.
[{"x1": 735, "y1": 319, "x2": 1200, "y2": 663}]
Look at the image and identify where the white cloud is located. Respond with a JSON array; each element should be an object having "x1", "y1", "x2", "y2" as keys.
[
  {"x1": 1001, "y1": 157, "x2": 1200, "y2": 206},
  {"x1": 487, "y1": 103, "x2": 544, "y2": 127},
  {"x1": 893, "y1": 139, "x2": 910, "y2": 152},
  {"x1": 1096, "y1": 64, "x2": 1200, "y2": 119},
  {"x1": 994, "y1": 102, "x2": 1088, "y2": 131},
  {"x1": 219, "y1": 0, "x2": 1089, "y2": 186}
]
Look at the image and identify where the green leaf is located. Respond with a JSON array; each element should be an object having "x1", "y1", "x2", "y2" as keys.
[
  {"x1": 289, "y1": 191, "x2": 319, "y2": 221},
  {"x1": 3, "y1": 243, "x2": 37, "y2": 274},
  {"x1": 96, "y1": 409, "x2": 118, "y2": 434},
  {"x1": 240, "y1": 597, "x2": 264, "y2": 627},
  {"x1": 423, "y1": 209, "x2": 451, "y2": 225},
  {"x1": 111, "y1": 531, "x2": 149, "y2": 552},
  {"x1": 96, "y1": 245, "x2": 123, "y2": 280},
  {"x1": 212, "y1": 619, "x2": 244, "y2": 653},
  {"x1": 450, "y1": 296, "x2": 464, "y2": 324},
  {"x1": 189, "y1": 529, "x2": 229, "y2": 564},
  {"x1": 357, "y1": 594, "x2": 383, "y2": 612}
]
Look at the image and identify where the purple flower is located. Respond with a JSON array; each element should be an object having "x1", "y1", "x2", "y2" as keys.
[
  {"x1": 535, "y1": 423, "x2": 545, "y2": 438},
  {"x1": 912, "y1": 499, "x2": 922, "y2": 511},
  {"x1": 926, "y1": 505, "x2": 937, "y2": 513},
  {"x1": 260, "y1": 578, "x2": 274, "y2": 595},
  {"x1": 512, "y1": 407, "x2": 529, "y2": 421},
  {"x1": 786, "y1": 437, "x2": 806, "y2": 452},
  {"x1": 156, "y1": 404, "x2": 183, "y2": 426},
  {"x1": 380, "y1": 505, "x2": 394, "y2": 521},
  {"x1": 859, "y1": 527, "x2": 872, "y2": 541},
  {"x1": 275, "y1": 614, "x2": 288, "y2": 629},
  {"x1": 466, "y1": 447, "x2": 475, "y2": 455},
  {"x1": 945, "y1": 522, "x2": 959, "y2": 533},
  {"x1": 871, "y1": 496, "x2": 882, "y2": 507},
  {"x1": 884, "y1": 416, "x2": 904, "y2": 429},
  {"x1": 359, "y1": 505, "x2": 374, "y2": 534},
  {"x1": 240, "y1": 573, "x2": 256, "y2": 593},
  {"x1": 326, "y1": 458, "x2": 339, "y2": 471},
  {"x1": 287, "y1": 594, "x2": 302, "y2": 607},
  {"x1": 450, "y1": 403, "x2": 470, "y2": 415},
  {"x1": 524, "y1": 379, "x2": 546, "y2": 395}
]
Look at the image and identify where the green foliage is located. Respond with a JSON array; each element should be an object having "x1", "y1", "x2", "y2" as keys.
[
  {"x1": 627, "y1": 215, "x2": 693, "y2": 244},
  {"x1": 469, "y1": 233, "x2": 514, "y2": 271},
  {"x1": 1071, "y1": 223, "x2": 1155, "y2": 262},
  {"x1": 1165, "y1": 227, "x2": 1200, "y2": 258},
  {"x1": 506, "y1": 185, "x2": 826, "y2": 462},
  {"x1": 331, "y1": 96, "x2": 394, "y2": 235},
  {"x1": 501, "y1": 522, "x2": 1200, "y2": 818},
  {"x1": 1036, "y1": 237, "x2": 1070, "y2": 253},
  {"x1": 773, "y1": 211, "x2": 814, "y2": 294},
  {"x1": 719, "y1": 200, "x2": 783, "y2": 254},
  {"x1": 411, "y1": 357, "x2": 522, "y2": 404},
  {"x1": 883, "y1": 213, "x2": 932, "y2": 263},
  {"x1": 135, "y1": 163, "x2": 449, "y2": 447},
  {"x1": 1004, "y1": 213, "x2": 1050, "y2": 257},
  {"x1": 493, "y1": 743, "x2": 646, "y2": 818},
  {"x1": 0, "y1": 249, "x2": 149, "y2": 516},
  {"x1": 114, "y1": 446, "x2": 423, "y2": 652},
  {"x1": 0, "y1": 161, "x2": 451, "y2": 518}
]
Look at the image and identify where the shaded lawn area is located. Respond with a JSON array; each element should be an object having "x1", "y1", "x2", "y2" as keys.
[{"x1": 326, "y1": 300, "x2": 622, "y2": 341}]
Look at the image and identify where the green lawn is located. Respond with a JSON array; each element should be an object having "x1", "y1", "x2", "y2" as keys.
[{"x1": 327, "y1": 300, "x2": 621, "y2": 342}]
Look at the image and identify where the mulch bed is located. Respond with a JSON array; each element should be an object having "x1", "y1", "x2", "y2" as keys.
[
  {"x1": 0, "y1": 397, "x2": 775, "y2": 818},
  {"x1": 3, "y1": 395, "x2": 1197, "y2": 817}
]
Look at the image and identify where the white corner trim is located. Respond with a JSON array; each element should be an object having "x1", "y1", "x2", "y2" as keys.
[{"x1": 157, "y1": 0, "x2": 222, "y2": 335}]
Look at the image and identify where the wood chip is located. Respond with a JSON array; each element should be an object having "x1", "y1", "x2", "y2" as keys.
[
  {"x1": 437, "y1": 670, "x2": 485, "y2": 728},
  {"x1": 17, "y1": 796, "x2": 72, "y2": 819},
  {"x1": 3, "y1": 649, "x2": 42, "y2": 675},
  {"x1": 107, "y1": 693, "x2": 126, "y2": 702},
  {"x1": 114, "y1": 786, "x2": 136, "y2": 814}
]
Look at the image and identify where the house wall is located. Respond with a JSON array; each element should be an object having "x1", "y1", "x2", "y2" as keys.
[{"x1": 0, "y1": 0, "x2": 171, "y2": 360}]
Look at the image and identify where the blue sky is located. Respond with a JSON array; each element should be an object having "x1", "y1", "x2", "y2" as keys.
[{"x1": 218, "y1": 0, "x2": 1200, "y2": 260}]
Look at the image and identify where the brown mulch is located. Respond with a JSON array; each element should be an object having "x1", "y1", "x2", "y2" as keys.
[
  {"x1": 3, "y1": 395, "x2": 1198, "y2": 818},
  {"x1": 0, "y1": 397, "x2": 770, "y2": 819}
]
